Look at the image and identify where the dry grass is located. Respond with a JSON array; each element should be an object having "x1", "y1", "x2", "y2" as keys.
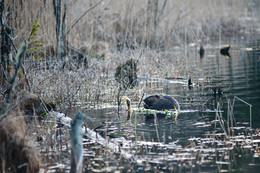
[
  {"x1": 0, "y1": 1, "x2": 259, "y2": 171},
  {"x1": 6, "y1": 0, "x2": 258, "y2": 52},
  {"x1": 0, "y1": 108, "x2": 42, "y2": 173},
  {"x1": 2, "y1": 0, "x2": 258, "y2": 124}
]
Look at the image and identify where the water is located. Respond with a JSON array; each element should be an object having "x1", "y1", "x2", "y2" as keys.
[
  {"x1": 133, "y1": 38, "x2": 260, "y2": 139},
  {"x1": 197, "y1": 40, "x2": 260, "y2": 127},
  {"x1": 83, "y1": 39, "x2": 260, "y2": 172}
]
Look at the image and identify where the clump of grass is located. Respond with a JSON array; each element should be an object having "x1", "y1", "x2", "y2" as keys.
[{"x1": 0, "y1": 108, "x2": 42, "y2": 172}]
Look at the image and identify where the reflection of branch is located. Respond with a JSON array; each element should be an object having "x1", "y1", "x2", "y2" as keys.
[{"x1": 66, "y1": 0, "x2": 104, "y2": 35}]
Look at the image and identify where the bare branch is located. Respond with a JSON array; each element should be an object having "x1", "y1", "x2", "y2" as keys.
[{"x1": 66, "y1": 0, "x2": 104, "y2": 36}]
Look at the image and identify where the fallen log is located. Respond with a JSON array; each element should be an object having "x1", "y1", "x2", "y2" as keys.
[{"x1": 48, "y1": 111, "x2": 135, "y2": 161}]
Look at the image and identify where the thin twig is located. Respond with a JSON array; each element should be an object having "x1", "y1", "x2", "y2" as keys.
[
  {"x1": 138, "y1": 93, "x2": 144, "y2": 108},
  {"x1": 233, "y1": 96, "x2": 252, "y2": 128},
  {"x1": 66, "y1": 0, "x2": 104, "y2": 35},
  {"x1": 159, "y1": 0, "x2": 167, "y2": 20}
]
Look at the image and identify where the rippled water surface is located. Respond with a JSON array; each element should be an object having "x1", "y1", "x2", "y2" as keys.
[{"x1": 81, "y1": 39, "x2": 260, "y2": 172}]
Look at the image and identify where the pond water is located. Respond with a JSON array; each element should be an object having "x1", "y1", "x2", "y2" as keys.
[{"x1": 82, "y1": 39, "x2": 260, "y2": 172}]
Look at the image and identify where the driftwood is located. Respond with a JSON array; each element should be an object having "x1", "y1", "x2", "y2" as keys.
[{"x1": 49, "y1": 111, "x2": 135, "y2": 161}]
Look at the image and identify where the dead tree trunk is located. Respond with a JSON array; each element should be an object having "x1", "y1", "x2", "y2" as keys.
[
  {"x1": 53, "y1": 0, "x2": 61, "y2": 55},
  {"x1": 60, "y1": 0, "x2": 67, "y2": 64},
  {"x1": 53, "y1": 0, "x2": 67, "y2": 63},
  {"x1": 153, "y1": 0, "x2": 159, "y2": 46},
  {"x1": 0, "y1": 0, "x2": 14, "y2": 83},
  {"x1": 1, "y1": 0, "x2": 8, "y2": 82}
]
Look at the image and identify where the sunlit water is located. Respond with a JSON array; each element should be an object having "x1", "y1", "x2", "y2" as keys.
[{"x1": 83, "y1": 39, "x2": 260, "y2": 172}]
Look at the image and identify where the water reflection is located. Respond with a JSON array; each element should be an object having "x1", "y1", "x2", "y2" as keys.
[
  {"x1": 136, "y1": 39, "x2": 260, "y2": 171},
  {"x1": 83, "y1": 39, "x2": 260, "y2": 172},
  {"x1": 165, "y1": 39, "x2": 260, "y2": 128}
]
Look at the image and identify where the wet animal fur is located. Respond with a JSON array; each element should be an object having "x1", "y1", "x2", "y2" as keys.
[{"x1": 144, "y1": 95, "x2": 180, "y2": 111}]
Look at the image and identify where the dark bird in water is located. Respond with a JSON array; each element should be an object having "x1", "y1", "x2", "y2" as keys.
[
  {"x1": 220, "y1": 45, "x2": 230, "y2": 57},
  {"x1": 144, "y1": 95, "x2": 180, "y2": 112},
  {"x1": 188, "y1": 77, "x2": 193, "y2": 86},
  {"x1": 188, "y1": 77, "x2": 193, "y2": 90},
  {"x1": 199, "y1": 45, "x2": 205, "y2": 58}
]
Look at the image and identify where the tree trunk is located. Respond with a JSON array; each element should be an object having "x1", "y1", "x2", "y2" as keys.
[
  {"x1": 60, "y1": 0, "x2": 67, "y2": 63},
  {"x1": 53, "y1": 0, "x2": 61, "y2": 58},
  {"x1": 1, "y1": 0, "x2": 8, "y2": 82},
  {"x1": 53, "y1": 0, "x2": 67, "y2": 62}
]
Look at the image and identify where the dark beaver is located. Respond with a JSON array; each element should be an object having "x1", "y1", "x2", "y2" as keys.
[{"x1": 143, "y1": 95, "x2": 180, "y2": 111}]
